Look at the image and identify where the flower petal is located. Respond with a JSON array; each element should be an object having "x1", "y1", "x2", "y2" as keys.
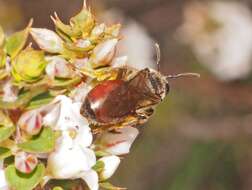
[
  {"x1": 80, "y1": 170, "x2": 99, "y2": 190},
  {"x1": 0, "y1": 169, "x2": 9, "y2": 190},
  {"x1": 99, "y1": 155, "x2": 120, "y2": 180},
  {"x1": 98, "y1": 126, "x2": 139, "y2": 155},
  {"x1": 47, "y1": 132, "x2": 96, "y2": 179}
]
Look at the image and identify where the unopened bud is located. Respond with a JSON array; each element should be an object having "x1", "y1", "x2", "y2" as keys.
[{"x1": 15, "y1": 152, "x2": 38, "y2": 174}]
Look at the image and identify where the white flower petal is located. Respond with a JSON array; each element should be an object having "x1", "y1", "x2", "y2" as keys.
[
  {"x1": 43, "y1": 102, "x2": 61, "y2": 127},
  {"x1": 99, "y1": 155, "x2": 120, "y2": 180},
  {"x1": 98, "y1": 126, "x2": 139, "y2": 155},
  {"x1": 48, "y1": 132, "x2": 96, "y2": 179},
  {"x1": 70, "y1": 82, "x2": 92, "y2": 103},
  {"x1": 31, "y1": 28, "x2": 63, "y2": 53},
  {"x1": 43, "y1": 96, "x2": 91, "y2": 135},
  {"x1": 80, "y1": 170, "x2": 99, "y2": 190},
  {"x1": 0, "y1": 169, "x2": 9, "y2": 190}
]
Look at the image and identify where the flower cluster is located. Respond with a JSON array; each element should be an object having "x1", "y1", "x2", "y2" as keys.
[
  {"x1": 0, "y1": 2, "x2": 142, "y2": 190},
  {"x1": 178, "y1": 1, "x2": 252, "y2": 81}
]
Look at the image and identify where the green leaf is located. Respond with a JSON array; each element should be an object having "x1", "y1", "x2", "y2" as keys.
[
  {"x1": 0, "y1": 25, "x2": 4, "y2": 47},
  {"x1": 0, "y1": 126, "x2": 15, "y2": 143},
  {"x1": 0, "y1": 50, "x2": 6, "y2": 68},
  {"x1": 50, "y1": 77, "x2": 82, "y2": 88},
  {"x1": 18, "y1": 127, "x2": 56, "y2": 153},
  {"x1": 5, "y1": 163, "x2": 45, "y2": 190},
  {"x1": 0, "y1": 147, "x2": 12, "y2": 160},
  {"x1": 99, "y1": 182, "x2": 126, "y2": 190},
  {"x1": 52, "y1": 14, "x2": 81, "y2": 38},
  {"x1": 92, "y1": 160, "x2": 105, "y2": 172},
  {"x1": 5, "y1": 19, "x2": 32, "y2": 58},
  {"x1": 70, "y1": 8, "x2": 95, "y2": 34},
  {"x1": 95, "y1": 150, "x2": 110, "y2": 157},
  {"x1": 12, "y1": 49, "x2": 47, "y2": 83},
  {"x1": 26, "y1": 91, "x2": 54, "y2": 110},
  {"x1": 0, "y1": 112, "x2": 15, "y2": 142}
]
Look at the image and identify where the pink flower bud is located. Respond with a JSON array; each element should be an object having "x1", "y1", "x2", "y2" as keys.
[
  {"x1": 15, "y1": 152, "x2": 38, "y2": 174},
  {"x1": 18, "y1": 110, "x2": 43, "y2": 135},
  {"x1": 46, "y1": 56, "x2": 74, "y2": 79}
]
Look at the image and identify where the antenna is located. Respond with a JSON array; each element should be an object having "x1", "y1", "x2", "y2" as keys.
[
  {"x1": 155, "y1": 43, "x2": 161, "y2": 72},
  {"x1": 166, "y1": 73, "x2": 200, "y2": 79}
]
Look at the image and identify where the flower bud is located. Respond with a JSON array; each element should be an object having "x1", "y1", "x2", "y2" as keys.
[
  {"x1": 91, "y1": 24, "x2": 106, "y2": 37},
  {"x1": 91, "y1": 39, "x2": 118, "y2": 68},
  {"x1": 2, "y1": 80, "x2": 18, "y2": 102},
  {"x1": 15, "y1": 152, "x2": 38, "y2": 174},
  {"x1": 45, "y1": 56, "x2": 73, "y2": 79},
  {"x1": 76, "y1": 39, "x2": 92, "y2": 49},
  {"x1": 99, "y1": 156, "x2": 120, "y2": 180},
  {"x1": 18, "y1": 110, "x2": 43, "y2": 135},
  {"x1": 11, "y1": 49, "x2": 47, "y2": 83},
  {"x1": 31, "y1": 28, "x2": 63, "y2": 53}
]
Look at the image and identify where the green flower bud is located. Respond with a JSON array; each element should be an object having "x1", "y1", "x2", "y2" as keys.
[{"x1": 11, "y1": 49, "x2": 47, "y2": 83}]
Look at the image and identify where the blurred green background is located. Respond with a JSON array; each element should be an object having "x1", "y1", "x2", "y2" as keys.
[{"x1": 2, "y1": 0, "x2": 252, "y2": 189}]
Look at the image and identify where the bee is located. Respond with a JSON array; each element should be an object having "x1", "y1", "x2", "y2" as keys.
[{"x1": 80, "y1": 45, "x2": 199, "y2": 131}]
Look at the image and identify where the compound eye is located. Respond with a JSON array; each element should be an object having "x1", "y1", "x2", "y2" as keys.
[{"x1": 80, "y1": 99, "x2": 96, "y2": 120}]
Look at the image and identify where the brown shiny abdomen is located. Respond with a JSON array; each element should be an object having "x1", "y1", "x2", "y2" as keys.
[{"x1": 81, "y1": 80, "x2": 140, "y2": 124}]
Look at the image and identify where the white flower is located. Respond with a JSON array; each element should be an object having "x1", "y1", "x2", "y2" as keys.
[
  {"x1": 18, "y1": 109, "x2": 43, "y2": 135},
  {"x1": 14, "y1": 152, "x2": 38, "y2": 174},
  {"x1": 30, "y1": 28, "x2": 64, "y2": 53},
  {"x1": 118, "y1": 21, "x2": 156, "y2": 70},
  {"x1": 43, "y1": 95, "x2": 93, "y2": 147},
  {"x1": 44, "y1": 95, "x2": 96, "y2": 188},
  {"x1": 45, "y1": 56, "x2": 73, "y2": 79},
  {"x1": 178, "y1": 1, "x2": 252, "y2": 81},
  {"x1": 99, "y1": 155, "x2": 120, "y2": 180},
  {"x1": 47, "y1": 131, "x2": 98, "y2": 190},
  {"x1": 97, "y1": 126, "x2": 139, "y2": 155},
  {"x1": 2, "y1": 80, "x2": 18, "y2": 102},
  {"x1": 91, "y1": 39, "x2": 118, "y2": 67}
]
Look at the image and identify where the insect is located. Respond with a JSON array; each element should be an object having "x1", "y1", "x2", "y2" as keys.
[{"x1": 80, "y1": 45, "x2": 199, "y2": 130}]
